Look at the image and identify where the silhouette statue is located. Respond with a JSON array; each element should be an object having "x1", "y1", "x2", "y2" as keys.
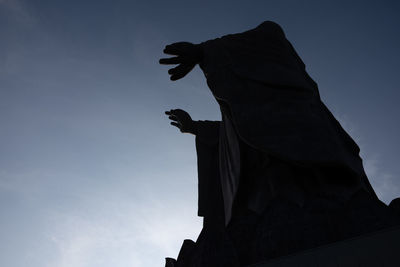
[{"x1": 160, "y1": 21, "x2": 400, "y2": 266}]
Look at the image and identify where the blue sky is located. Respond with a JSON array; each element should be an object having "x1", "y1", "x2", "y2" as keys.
[{"x1": 1, "y1": 0, "x2": 399, "y2": 266}]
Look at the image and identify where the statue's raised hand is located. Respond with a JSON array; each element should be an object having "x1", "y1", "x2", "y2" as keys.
[
  {"x1": 165, "y1": 109, "x2": 197, "y2": 134},
  {"x1": 159, "y1": 42, "x2": 202, "y2": 81}
]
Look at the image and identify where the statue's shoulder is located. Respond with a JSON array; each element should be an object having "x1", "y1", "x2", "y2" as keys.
[
  {"x1": 256, "y1": 21, "x2": 285, "y2": 37},
  {"x1": 257, "y1": 20, "x2": 280, "y2": 27}
]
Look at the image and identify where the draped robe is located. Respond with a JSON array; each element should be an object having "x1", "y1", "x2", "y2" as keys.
[{"x1": 194, "y1": 21, "x2": 377, "y2": 226}]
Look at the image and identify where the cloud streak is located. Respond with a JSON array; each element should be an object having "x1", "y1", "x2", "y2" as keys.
[
  {"x1": 0, "y1": 0, "x2": 35, "y2": 24},
  {"x1": 335, "y1": 112, "x2": 398, "y2": 204},
  {"x1": 48, "y1": 196, "x2": 202, "y2": 267}
]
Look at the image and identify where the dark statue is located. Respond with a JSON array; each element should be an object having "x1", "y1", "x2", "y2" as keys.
[{"x1": 159, "y1": 21, "x2": 400, "y2": 266}]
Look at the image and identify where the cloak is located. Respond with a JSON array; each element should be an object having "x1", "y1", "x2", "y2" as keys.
[{"x1": 195, "y1": 21, "x2": 377, "y2": 223}]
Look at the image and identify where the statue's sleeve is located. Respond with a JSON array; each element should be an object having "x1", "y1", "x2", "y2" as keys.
[
  {"x1": 195, "y1": 120, "x2": 220, "y2": 146},
  {"x1": 198, "y1": 21, "x2": 318, "y2": 96},
  {"x1": 195, "y1": 121, "x2": 224, "y2": 223}
]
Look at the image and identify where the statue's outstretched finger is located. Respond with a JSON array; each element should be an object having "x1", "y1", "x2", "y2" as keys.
[
  {"x1": 170, "y1": 122, "x2": 181, "y2": 128},
  {"x1": 170, "y1": 64, "x2": 195, "y2": 81},
  {"x1": 159, "y1": 57, "x2": 181, "y2": 65}
]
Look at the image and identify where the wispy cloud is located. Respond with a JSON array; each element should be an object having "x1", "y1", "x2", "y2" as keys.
[
  {"x1": 363, "y1": 155, "x2": 400, "y2": 204},
  {"x1": 0, "y1": 0, "x2": 35, "y2": 24},
  {"x1": 47, "y1": 195, "x2": 202, "y2": 267},
  {"x1": 335, "y1": 112, "x2": 398, "y2": 204},
  {"x1": 0, "y1": 166, "x2": 202, "y2": 267}
]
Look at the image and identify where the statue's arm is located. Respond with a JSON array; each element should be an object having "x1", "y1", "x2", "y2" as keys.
[
  {"x1": 165, "y1": 109, "x2": 220, "y2": 142},
  {"x1": 195, "y1": 120, "x2": 220, "y2": 146},
  {"x1": 159, "y1": 21, "x2": 287, "y2": 82}
]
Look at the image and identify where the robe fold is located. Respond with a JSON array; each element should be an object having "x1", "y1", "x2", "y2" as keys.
[{"x1": 195, "y1": 21, "x2": 377, "y2": 225}]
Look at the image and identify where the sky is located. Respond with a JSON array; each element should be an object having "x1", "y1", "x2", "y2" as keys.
[{"x1": 0, "y1": 0, "x2": 399, "y2": 266}]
